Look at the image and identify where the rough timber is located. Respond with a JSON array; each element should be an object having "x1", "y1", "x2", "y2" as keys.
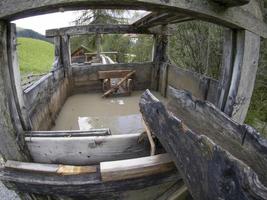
[{"x1": 0, "y1": 0, "x2": 266, "y2": 199}]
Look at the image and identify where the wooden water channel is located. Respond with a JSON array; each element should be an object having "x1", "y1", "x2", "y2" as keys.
[{"x1": 0, "y1": 1, "x2": 266, "y2": 200}]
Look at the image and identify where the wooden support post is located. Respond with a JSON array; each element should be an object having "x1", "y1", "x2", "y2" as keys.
[
  {"x1": 60, "y1": 34, "x2": 71, "y2": 76},
  {"x1": 151, "y1": 28, "x2": 168, "y2": 91},
  {"x1": 7, "y1": 23, "x2": 32, "y2": 131},
  {"x1": 224, "y1": 30, "x2": 260, "y2": 123},
  {"x1": 216, "y1": 28, "x2": 235, "y2": 110},
  {"x1": 52, "y1": 36, "x2": 62, "y2": 69},
  {"x1": 142, "y1": 119, "x2": 156, "y2": 156},
  {"x1": 96, "y1": 33, "x2": 101, "y2": 62},
  {"x1": 0, "y1": 21, "x2": 31, "y2": 161}
]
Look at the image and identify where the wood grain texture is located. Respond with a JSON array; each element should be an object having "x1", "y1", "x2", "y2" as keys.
[
  {"x1": 139, "y1": 89, "x2": 267, "y2": 200},
  {"x1": 25, "y1": 133, "x2": 150, "y2": 165},
  {"x1": 5, "y1": 160, "x2": 97, "y2": 175},
  {"x1": 46, "y1": 24, "x2": 153, "y2": 37},
  {"x1": 0, "y1": 0, "x2": 266, "y2": 37},
  {"x1": 100, "y1": 153, "x2": 175, "y2": 182},
  {"x1": 224, "y1": 30, "x2": 260, "y2": 123},
  {"x1": 72, "y1": 62, "x2": 152, "y2": 93},
  {"x1": 167, "y1": 86, "x2": 267, "y2": 186},
  {"x1": 0, "y1": 20, "x2": 30, "y2": 161},
  {"x1": 25, "y1": 129, "x2": 111, "y2": 137},
  {"x1": 0, "y1": 166, "x2": 180, "y2": 199}
]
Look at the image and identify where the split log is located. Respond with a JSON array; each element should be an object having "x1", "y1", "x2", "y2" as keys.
[
  {"x1": 139, "y1": 89, "x2": 267, "y2": 200},
  {"x1": 102, "y1": 70, "x2": 135, "y2": 97}
]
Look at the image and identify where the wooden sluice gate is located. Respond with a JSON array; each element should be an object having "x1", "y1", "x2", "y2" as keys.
[{"x1": 0, "y1": 0, "x2": 267, "y2": 199}]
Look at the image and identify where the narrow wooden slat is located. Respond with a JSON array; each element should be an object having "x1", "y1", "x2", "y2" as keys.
[
  {"x1": 5, "y1": 160, "x2": 97, "y2": 175},
  {"x1": 25, "y1": 129, "x2": 111, "y2": 137},
  {"x1": 100, "y1": 153, "x2": 174, "y2": 182},
  {"x1": 143, "y1": 119, "x2": 155, "y2": 156}
]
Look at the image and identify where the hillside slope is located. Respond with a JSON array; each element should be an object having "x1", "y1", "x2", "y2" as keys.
[
  {"x1": 17, "y1": 27, "x2": 53, "y2": 43},
  {"x1": 17, "y1": 37, "x2": 54, "y2": 75}
]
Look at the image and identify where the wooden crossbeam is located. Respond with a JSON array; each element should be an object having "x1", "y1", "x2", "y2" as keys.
[
  {"x1": 102, "y1": 70, "x2": 135, "y2": 97},
  {"x1": 132, "y1": 12, "x2": 193, "y2": 28}
]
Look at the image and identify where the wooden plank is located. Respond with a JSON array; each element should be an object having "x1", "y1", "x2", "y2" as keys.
[
  {"x1": 216, "y1": 28, "x2": 235, "y2": 110},
  {"x1": 25, "y1": 133, "x2": 150, "y2": 165},
  {"x1": 142, "y1": 119, "x2": 155, "y2": 156},
  {"x1": 100, "y1": 153, "x2": 175, "y2": 182},
  {"x1": 0, "y1": 1, "x2": 266, "y2": 38},
  {"x1": 7, "y1": 23, "x2": 32, "y2": 130},
  {"x1": 167, "y1": 87, "x2": 267, "y2": 186},
  {"x1": 52, "y1": 36, "x2": 62, "y2": 69},
  {"x1": 98, "y1": 70, "x2": 133, "y2": 79},
  {"x1": 46, "y1": 24, "x2": 152, "y2": 37},
  {"x1": 5, "y1": 160, "x2": 97, "y2": 175},
  {"x1": 224, "y1": 30, "x2": 260, "y2": 123},
  {"x1": 0, "y1": 166, "x2": 179, "y2": 198},
  {"x1": 25, "y1": 129, "x2": 111, "y2": 137},
  {"x1": 0, "y1": 20, "x2": 30, "y2": 161},
  {"x1": 139, "y1": 90, "x2": 267, "y2": 200},
  {"x1": 102, "y1": 70, "x2": 135, "y2": 97},
  {"x1": 159, "y1": 62, "x2": 168, "y2": 97}
]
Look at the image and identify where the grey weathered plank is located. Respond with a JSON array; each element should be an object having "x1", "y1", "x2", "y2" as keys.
[
  {"x1": 224, "y1": 30, "x2": 260, "y2": 123},
  {"x1": 46, "y1": 24, "x2": 153, "y2": 37},
  {"x1": 140, "y1": 89, "x2": 267, "y2": 200},
  {"x1": 0, "y1": 20, "x2": 30, "y2": 161},
  {"x1": 0, "y1": 166, "x2": 179, "y2": 199},
  {"x1": 72, "y1": 62, "x2": 152, "y2": 92},
  {"x1": 167, "y1": 87, "x2": 267, "y2": 186},
  {"x1": 100, "y1": 153, "x2": 174, "y2": 182},
  {"x1": 25, "y1": 133, "x2": 150, "y2": 165},
  {"x1": 0, "y1": 0, "x2": 266, "y2": 37},
  {"x1": 25, "y1": 129, "x2": 111, "y2": 137},
  {"x1": 216, "y1": 28, "x2": 235, "y2": 110}
]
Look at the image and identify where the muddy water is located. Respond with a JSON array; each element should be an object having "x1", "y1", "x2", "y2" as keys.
[{"x1": 51, "y1": 91, "x2": 165, "y2": 134}]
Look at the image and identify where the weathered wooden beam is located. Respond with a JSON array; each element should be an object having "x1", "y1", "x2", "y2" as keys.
[
  {"x1": 25, "y1": 133, "x2": 150, "y2": 165},
  {"x1": 52, "y1": 36, "x2": 62, "y2": 69},
  {"x1": 100, "y1": 153, "x2": 174, "y2": 182},
  {"x1": 139, "y1": 89, "x2": 267, "y2": 200},
  {"x1": 0, "y1": 0, "x2": 266, "y2": 37},
  {"x1": 151, "y1": 31, "x2": 168, "y2": 91},
  {"x1": 25, "y1": 129, "x2": 111, "y2": 137},
  {"x1": 132, "y1": 12, "x2": 193, "y2": 28},
  {"x1": 224, "y1": 30, "x2": 260, "y2": 123},
  {"x1": 7, "y1": 23, "x2": 32, "y2": 131},
  {"x1": 46, "y1": 24, "x2": 153, "y2": 37},
  {"x1": 216, "y1": 28, "x2": 235, "y2": 110},
  {"x1": 0, "y1": 21, "x2": 31, "y2": 161},
  {"x1": 5, "y1": 160, "x2": 97, "y2": 175}
]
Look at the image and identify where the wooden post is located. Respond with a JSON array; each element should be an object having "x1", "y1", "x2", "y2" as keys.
[
  {"x1": 60, "y1": 34, "x2": 71, "y2": 76},
  {"x1": 224, "y1": 30, "x2": 260, "y2": 123},
  {"x1": 96, "y1": 33, "x2": 101, "y2": 62},
  {"x1": 0, "y1": 21, "x2": 31, "y2": 161},
  {"x1": 151, "y1": 27, "x2": 168, "y2": 91},
  {"x1": 216, "y1": 28, "x2": 235, "y2": 110},
  {"x1": 52, "y1": 36, "x2": 62, "y2": 69}
]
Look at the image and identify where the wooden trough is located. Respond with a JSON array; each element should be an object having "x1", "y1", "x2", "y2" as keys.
[{"x1": 0, "y1": 0, "x2": 267, "y2": 199}]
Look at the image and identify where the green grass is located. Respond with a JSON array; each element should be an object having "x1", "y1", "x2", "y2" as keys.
[{"x1": 17, "y1": 37, "x2": 54, "y2": 75}]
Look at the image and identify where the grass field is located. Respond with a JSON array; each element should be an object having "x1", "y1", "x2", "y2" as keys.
[{"x1": 17, "y1": 37, "x2": 54, "y2": 75}]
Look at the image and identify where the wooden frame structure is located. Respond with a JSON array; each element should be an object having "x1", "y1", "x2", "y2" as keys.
[{"x1": 0, "y1": 0, "x2": 266, "y2": 199}]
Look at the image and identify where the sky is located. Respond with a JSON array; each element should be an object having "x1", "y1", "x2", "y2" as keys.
[
  {"x1": 12, "y1": 10, "x2": 148, "y2": 35},
  {"x1": 12, "y1": 11, "x2": 83, "y2": 35}
]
